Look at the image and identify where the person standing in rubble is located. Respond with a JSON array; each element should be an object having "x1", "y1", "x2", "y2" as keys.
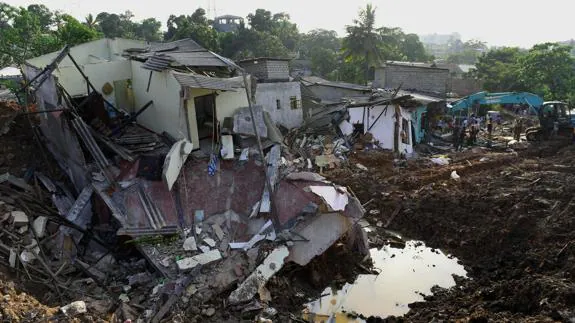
[
  {"x1": 513, "y1": 118, "x2": 523, "y2": 141},
  {"x1": 552, "y1": 120, "x2": 559, "y2": 138},
  {"x1": 453, "y1": 121, "x2": 461, "y2": 151},
  {"x1": 459, "y1": 122, "x2": 467, "y2": 150}
]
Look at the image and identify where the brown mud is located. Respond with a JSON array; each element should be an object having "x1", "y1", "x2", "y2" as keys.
[{"x1": 328, "y1": 142, "x2": 575, "y2": 322}]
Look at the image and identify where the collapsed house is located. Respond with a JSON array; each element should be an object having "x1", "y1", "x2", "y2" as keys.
[
  {"x1": 297, "y1": 75, "x2": 446, "y2": 155},
  {"x1": 6, "y1": 38, "x2": 367, "y2": 321}
]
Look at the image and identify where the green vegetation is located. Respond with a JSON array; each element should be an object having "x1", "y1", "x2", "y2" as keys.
[
  {"x1": 471, "y1": 43, "x2": 575, "y2": 101},
  {"x1": 0, "y1": 2, "x2": 432, "y2": 85}
]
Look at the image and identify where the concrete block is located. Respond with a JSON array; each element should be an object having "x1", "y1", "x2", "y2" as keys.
[
  {"x1": 228, "y1": 246, "x2": 288, "y2": 304},
  {"x1": 32, "y1": 216, "x2": 48, "y2": 238},
  {"x1": 11, "y1": 211, "x2": 28, "y2": 226},
  {"x1": 177, "y1": 250, "x2": 222, "y2": 271},
  {"x1": 212, "y1": 224, "x2": 225, "y2": 241},
  {"x1": 183, "y1": 237, "x2": 197, "y2": 251},
  {"x1": 287, "y1": 213, "x2": 352, "y2": 266},
  {"x1": 204, "y1": 238, "x2": 216, "y2": 247}
]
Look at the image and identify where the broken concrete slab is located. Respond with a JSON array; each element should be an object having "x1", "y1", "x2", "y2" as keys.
[
  {"x1": 199, "y1": 246, "x2": 211, "y2": 253},
  {"x1": 32, "y1": 216, "x2": 48, "y2": 238},
  {"x1": 204, "y1": 238, "x2": 216, "y2": 248},
  {"x1": 11, "y1": 211, "x2": 28, "y2": 226},
  {"x1": 9, "y1": 249, "x2": 16, "y2": 268},
  {"x1": 163, "y1": 139, "x2": 193, "y2": 190},
  {"x1": 233, "y1": 106, "x2": 268, "y2": 138},
  {"x1": 229, "y1": 220, "x2": 275, "y2": 251},
  {"x1": 61, "y1": 301, "x2": 87, "y2": 315},
  {"x1": 285, "y1": 172, "x2": 327, "y2": 182},
  {"x1": 177, "y1": 250, "x2": 222, "y2": 271},
  {"x1": 228, "y1": 246, "x2": 288, "y2": 304},
  {"x1": 309, "y1": 186, "x2": 349, "y2": 211},
  {"x1": 183, "y1": 237, "x2": 197, "y2": 251},
  {"x1": 221, "y1": 135, "x2": 234, "y2": 160},
  {"x1": 287, "y1": 213, "x2": 352, "y2": 266},
  {"x1": 212, "y1": 224, "x2": 225, "y2": 240}
]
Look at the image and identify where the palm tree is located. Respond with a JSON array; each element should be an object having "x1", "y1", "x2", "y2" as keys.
[
  {"x1": 84, "y1": 14, "x2": 99, "y2": 29},
  {"x1": 342, "y1": 4, "x2": 384, "y2": 85}
]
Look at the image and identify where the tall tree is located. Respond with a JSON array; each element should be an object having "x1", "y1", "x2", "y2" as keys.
[
  {"x1": 84, "y1": 13, "x2": 99, "y2": 29},
  {"x1": 472, "y1": 47, "x2": 524, "y2": 92},
  {"x1": 165, "y1": 9, "x2": 220, "y2": 52},
  {"x1": 247, "y1": 9, "x2": 273, "y2": 33},
  {"x1": 518, "y1": 43, "x2": 575, "y2": 100},
  {"x1": 56, "y1": 14, "x2": 99, "y2": 46},
  {"x1": 135, "y1": 18, "x2": 161, "y2": 41},
  {"x1": 342, "y1": 4, "x2": 384, "y2": 84},
  {"x1": 401, "y1": 33, "x2": 432, "y2": 62},
  {"x1": 96, "y1": 12, "x2": 123, "y2": 38}
]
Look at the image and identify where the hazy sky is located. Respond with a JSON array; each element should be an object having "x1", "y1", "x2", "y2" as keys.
[{"x1": 4, "y1": 0, "x2": 574, "y2": 48}]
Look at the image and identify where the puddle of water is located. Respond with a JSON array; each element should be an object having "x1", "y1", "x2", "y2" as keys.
[{"x1": 304, "y1": 241, "x2": 467, "y2": 322}]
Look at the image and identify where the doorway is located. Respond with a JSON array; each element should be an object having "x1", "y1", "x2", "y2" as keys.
[{"x1": 194, "y1": 94, "x2": 218, "y2": 152}]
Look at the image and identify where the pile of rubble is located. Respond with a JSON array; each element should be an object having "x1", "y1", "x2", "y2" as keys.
[{"x1": 0, "y1": 56, "x2": 375, "y2": 323}]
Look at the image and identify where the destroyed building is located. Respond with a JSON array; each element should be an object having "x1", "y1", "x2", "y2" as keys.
[
  {"x1": 239, "y1": 57, "x2": 304, "y2": 129},
  {"x1": 5, "y1": 37, "x2": 369, "y2": 321}
]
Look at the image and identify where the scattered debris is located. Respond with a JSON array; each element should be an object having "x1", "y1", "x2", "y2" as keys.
[
  {"x1": 61, "y1": 301, "x2": 87, "y2": 315},
  {"x1": 228, "y1": 246, "x2": 289, "y2": 304},
  {"x1": 177, "y1": 250, "x2": 222, "y2": 271}
]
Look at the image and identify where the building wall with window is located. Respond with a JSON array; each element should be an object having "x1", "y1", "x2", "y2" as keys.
[{"x1": 254, "y1": 82, "x2": 303, "y2": 129}]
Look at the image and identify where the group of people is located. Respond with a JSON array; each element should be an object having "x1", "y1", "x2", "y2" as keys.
[{"x1": 445, "y1": 114, "x2": 494, "y2": 151}]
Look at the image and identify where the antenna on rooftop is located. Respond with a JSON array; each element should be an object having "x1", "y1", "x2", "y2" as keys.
[{"x1": 206, "y1": 0, "x2": 217, "y2": 19}]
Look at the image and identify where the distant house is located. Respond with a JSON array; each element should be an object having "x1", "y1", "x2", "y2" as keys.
[
  {"x1": 374, "y1": 61, "x2": 482, "y2": 98},
  {"x1": 347, "y1": 91, "x2": 446, "y2": 153},
  {"x1": 299, "y1": 76, "x2": 371, "y2": 103},
  {"x1": 373, "y1": 61, "x2": 450, "y2": 96},
  {"x1": 213, "y1": 15, "x2": 244, "y2": 33},
  {"x1": 238, "y1": 57, "x2": 303, "y2": 129},
  {"x1": 27, "y1": 38, "x2": 250, "y2": 151}
]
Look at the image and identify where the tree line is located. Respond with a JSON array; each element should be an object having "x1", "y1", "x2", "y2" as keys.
[
  {"x1": 3, "y1": 2, "x2": 573, "y2": 100},
  {"x1": 471, "y1": 43, "x2": 575, "y2": 101},
  {"x1": 0, "y1": 3, "x2": 432, "y2": 85}
]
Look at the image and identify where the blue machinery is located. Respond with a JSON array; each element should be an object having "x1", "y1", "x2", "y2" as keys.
[{"x1": 448, "y1": 91, "x2": 544, "y2": 115}]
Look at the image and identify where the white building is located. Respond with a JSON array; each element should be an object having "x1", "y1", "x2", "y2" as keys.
[
  {"x1": 238, "y1": 58, "x2": 303, "y2": 129},
  {"x1": 26, "y1": 38, "x2": 251, "y2": 150},
  {"x1": 348, "y1": 101, "x2": 418, "y2": 155}
]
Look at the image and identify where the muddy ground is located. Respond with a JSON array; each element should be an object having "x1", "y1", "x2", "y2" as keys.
[
  {"x1": 3, "y1": 97, "x2": 575, "y2": 322},
  {"x1": 329, "y1": 142, "x2": 575, "y2": 322}
]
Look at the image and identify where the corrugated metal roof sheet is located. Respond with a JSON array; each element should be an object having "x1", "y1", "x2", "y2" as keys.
[
  {"x1": 149, "y1": 39, "x2": 204, "y2": 52},
  {"x1": 172, "y1": 72, "x2": 244, "y2": 91},
  {"x1": 164, "y1": 52, "x2": 229, "y2": 67},
  {"x1": 142, "y1": 55, "x2": 173, "y2": 71},
  {"x1": 300, "y1": 76, "x2": 370, "y2": 91}
]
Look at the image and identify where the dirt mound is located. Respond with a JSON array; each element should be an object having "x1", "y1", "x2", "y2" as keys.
[
  {"x1": 0, "y1": 276, "x2": 59, "y2": 322},
  {"x1": 327, "y1": 144, "x2": 575, "y2": 321}
]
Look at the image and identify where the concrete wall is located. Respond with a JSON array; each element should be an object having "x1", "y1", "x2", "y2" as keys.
[
  {"x1": 349, "y1": 105, "x2": 414, "y2": 154},
  {"x1": 27, "y1": 39, "x2": 147, "y2": 98},
  {"x1": 27, "y1": 38, "x2": 147, "y2": 68},
  {"x1": 240, "y1": 60, "x2": 289, "y2": 81},
  {"x1": 306, "y1": 85, "x2": 368, "y2": 102},
  {"x1": 50, "y1": 60, "x2": 133, "y2": 97},
  {"x1": 374, "y1": 64, "x2": 449, "y2": 95},
  {"x1": 131, "y1": 61, "x2": 187, "y2": 142},
  {"x1": 255, "y1": 82, "x2": 303, "y2": 129}
]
